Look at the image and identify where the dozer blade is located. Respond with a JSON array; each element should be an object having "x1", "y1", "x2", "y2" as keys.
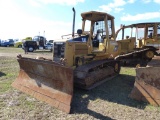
[
  {"x1": 129, "y1": 57, "x2": 160, "y2": 106},
  {"x1": 12, "y1": 57, "x2": 73, "y2": 113}
]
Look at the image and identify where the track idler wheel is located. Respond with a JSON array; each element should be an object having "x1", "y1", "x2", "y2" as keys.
[{"x1": 145, "y1": 50, "x2": 154, "y2": 59}]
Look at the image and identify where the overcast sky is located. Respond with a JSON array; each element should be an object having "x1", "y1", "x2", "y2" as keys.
[{"x1": 0, "y1": 0, "x2": 160, "y2": 40}]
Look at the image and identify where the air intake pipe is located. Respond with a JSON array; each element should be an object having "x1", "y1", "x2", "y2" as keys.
[{"x1": 72, "y1": 7, "x2": 76, "y2": 38}]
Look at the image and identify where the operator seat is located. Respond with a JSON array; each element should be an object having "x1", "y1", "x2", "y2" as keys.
[{"x1": 93, "y1": 29, "x2": 103, "y2": 47}]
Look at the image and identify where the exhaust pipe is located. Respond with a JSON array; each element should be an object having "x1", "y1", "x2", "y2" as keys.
[{"x1": 72, "y1": 7, "x2": 76, "y2": 38}]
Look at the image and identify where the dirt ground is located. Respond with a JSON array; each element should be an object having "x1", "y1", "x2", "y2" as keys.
[{"x1": 0, "y1": 48, "x2": 160, "y2": 120}]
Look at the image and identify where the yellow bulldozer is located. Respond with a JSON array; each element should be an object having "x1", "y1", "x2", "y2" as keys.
[
  {"x1": 12, "y1": 8, "x2": 157, "y2": 113},
  {"x1": 114, "y1": 23, "x2": 159, "y2": 66},
  {"x1": 116, "y1": 22, "x2": 160, "y2": 53},
  {"x1": 115, "y1": 22, "x2": 160, "y2": 106}
]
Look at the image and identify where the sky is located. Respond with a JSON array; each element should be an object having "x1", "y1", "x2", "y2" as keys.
[{"x1": 0, "y1": 0, "x2": 160, "y2": 40}]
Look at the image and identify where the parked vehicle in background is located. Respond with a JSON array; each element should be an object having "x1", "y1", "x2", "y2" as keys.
[
  {"x1": 21, "y1": 36, "x2": 50, "y2": 52},
  {"x1": 48, "y1": 40, "x2": 54, "y2": 44},
  {"x1": 44, "y1": 42, "x2": 53, "y2": 51},
  {"x1": 8, "y1": 39, "x2": 14, "y2": 46},
  {"x1": 24, "y1": 37, "x2": 32, "y2": 41},
  {"x1": 22, "y1": 40, "x2": 38, "y2": 52},
  {"x1": 1, "y1": 39, "x2": 14, "y2": 47},
  {"x1": 14, "y1": 39, "x2": 23, "y2": 48},
  {"x1": 14, "y1": 37, "x2": 32, "y2": 48},
  {"x1": 0, "y1": 39, "x2": 1, "y2": 46},
  {"x1": 32, "y1": 36, "x2": 46, "y2": 49}
]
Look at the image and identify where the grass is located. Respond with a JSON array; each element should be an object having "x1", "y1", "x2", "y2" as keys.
[
  {"x1": 120, "y1": 67, "x2": 136, "y2": 75},
  {"x1": 0, "y1": 80, "x2": 13, "y2": 93},
  {"x1": 18, "y1": 94, "x2": 36, "y2": 110},
  {"x1": 0, "y1": 47, "x2": 160, "y2": 120},
  {"x1": 0, "y1": 55, "x2": 19, "y2": 94},
  {"x1": 0, "y1": 47, "x2": 23, "y2": 53}
]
